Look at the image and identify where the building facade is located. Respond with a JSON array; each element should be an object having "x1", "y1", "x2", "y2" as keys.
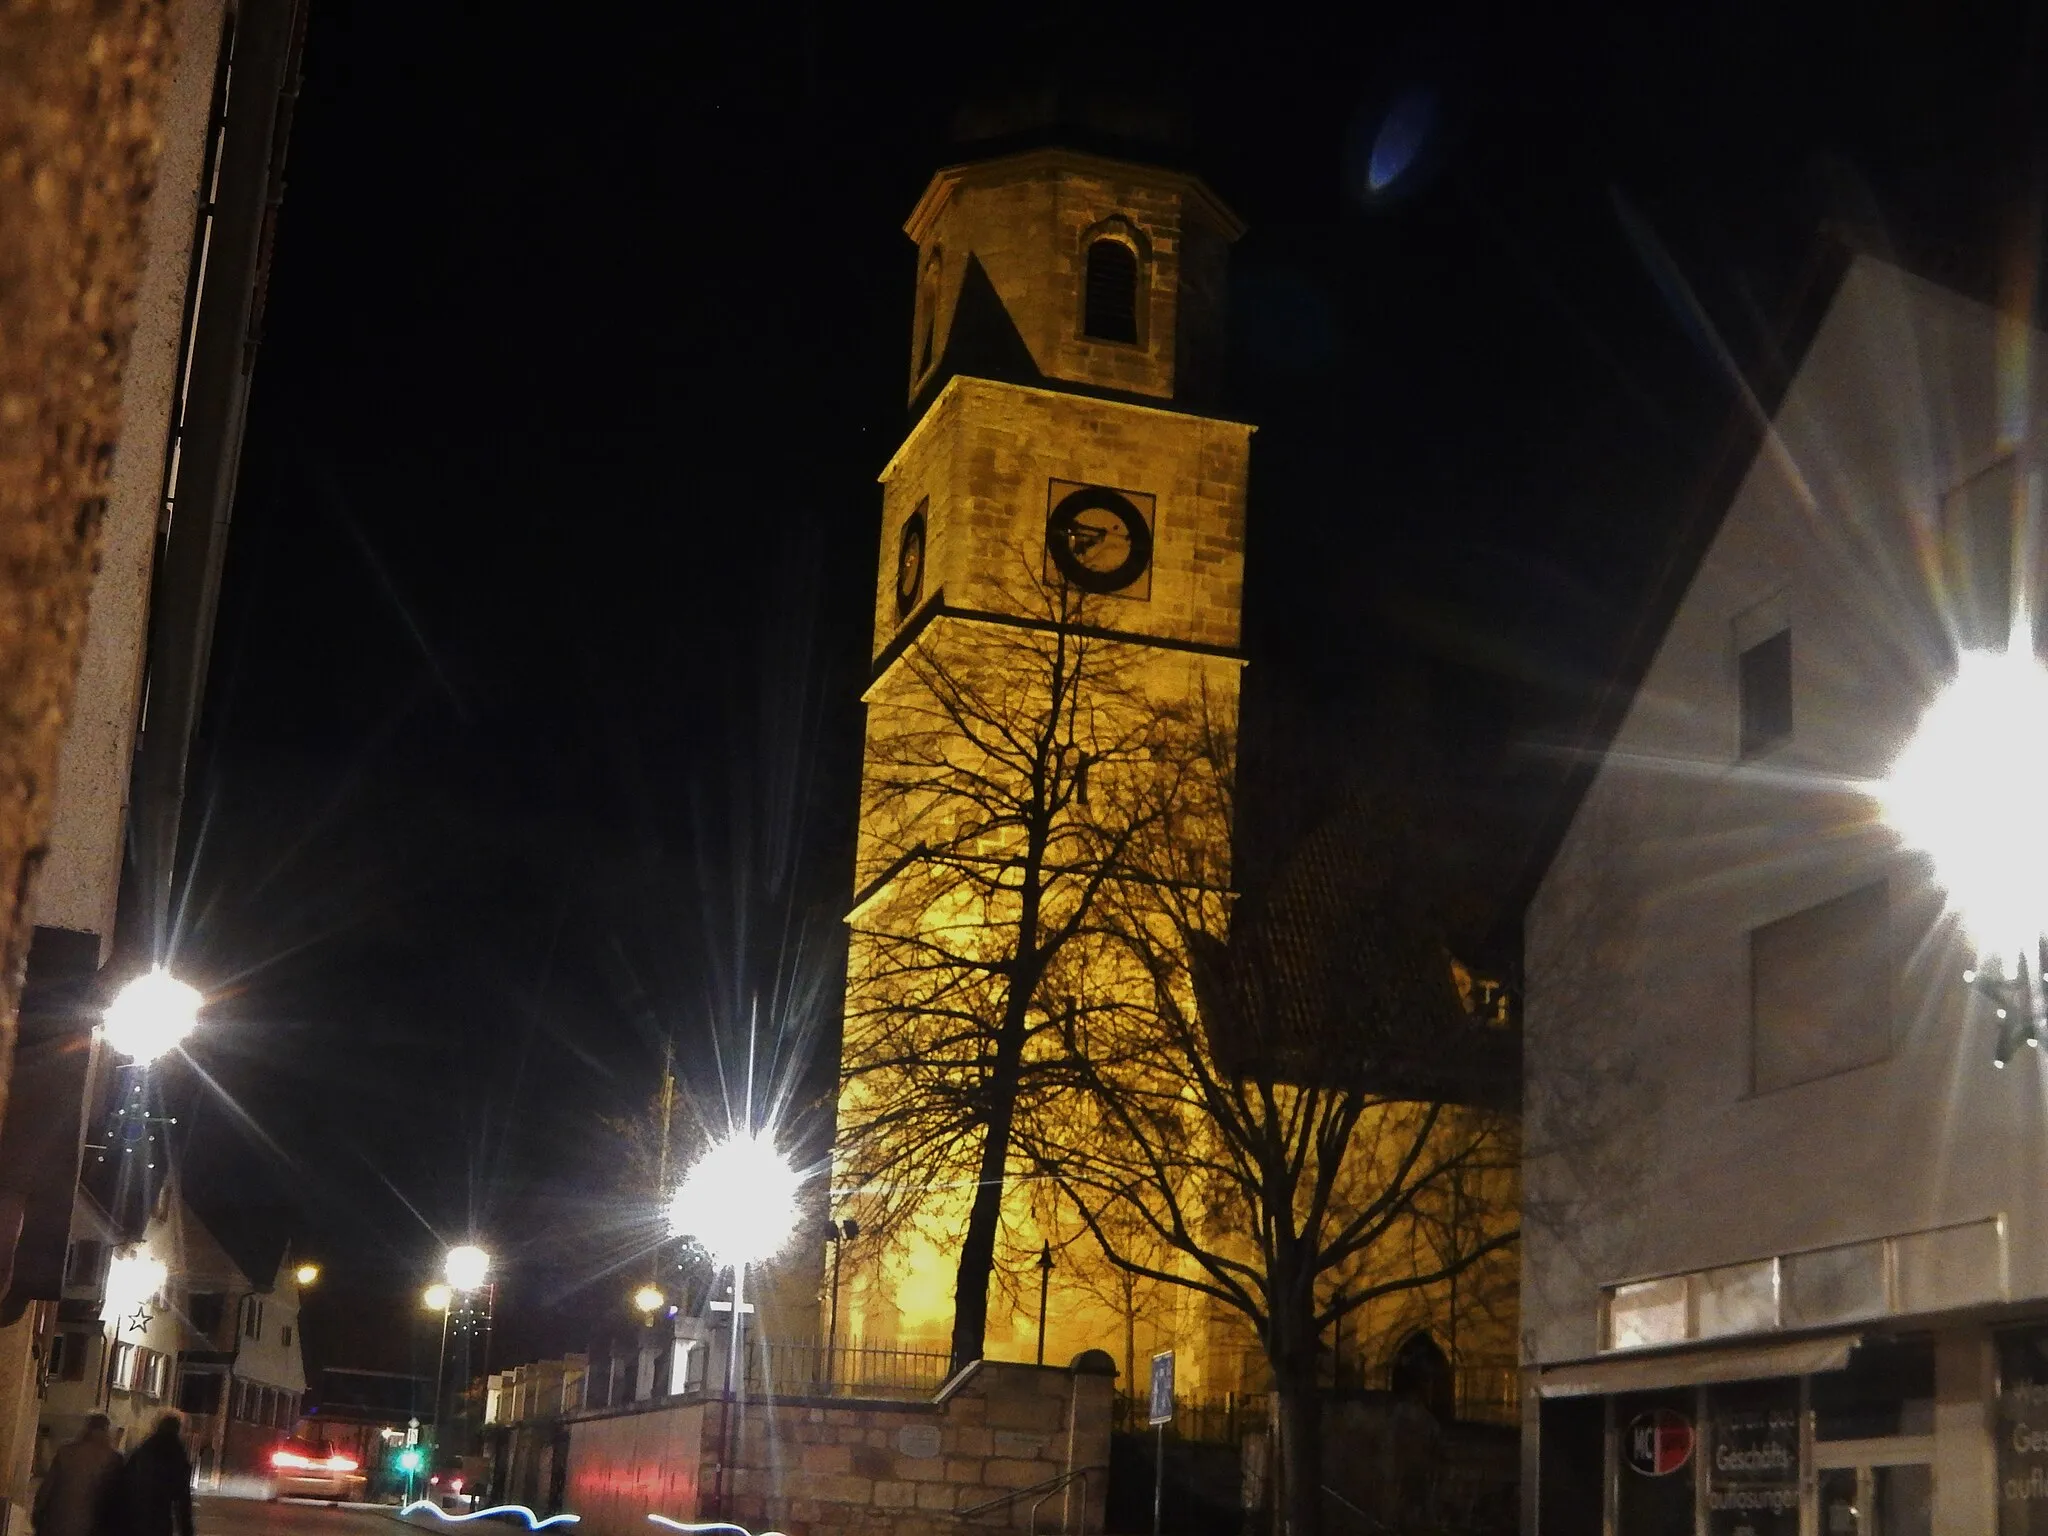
[
  {"x1": 1523, "y1": 254, "x2": 2048, "y2": 1534},
  {"x1": 0, "y1": 0, "x2": 304, "y2": 1524}
]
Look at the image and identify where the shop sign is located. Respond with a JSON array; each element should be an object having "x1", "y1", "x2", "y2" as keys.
[
  {"x1": 1705, "y1": 1392, "x2": 1799, "y2": 1536},
  {"x1": 1999, "y1": 1330, "x2": 2048, "y2": 1534},
  {"x1": 1625, "y1": 1408, "x2": 1695, "y2": 1477}
]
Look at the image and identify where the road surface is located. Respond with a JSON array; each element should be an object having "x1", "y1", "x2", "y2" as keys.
[{"x1": 197, "y1": 1496, "x2": 399, "y2": 1536}]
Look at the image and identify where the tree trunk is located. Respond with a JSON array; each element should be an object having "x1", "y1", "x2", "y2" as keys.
[
  {"x1": 949, "y1": 993, "x2": 1030, "y2": 1367},
  {"x1": 1274, "y1": 1360, "x2": 1325, "y2": 1536},
  {"x1": 0, "y1": 0, "x2": 175, "y2": 1142}
]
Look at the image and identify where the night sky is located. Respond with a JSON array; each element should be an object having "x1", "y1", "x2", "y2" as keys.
[{"x1": 160, "y1": 1, "x2": 2039, "y2": 1372}]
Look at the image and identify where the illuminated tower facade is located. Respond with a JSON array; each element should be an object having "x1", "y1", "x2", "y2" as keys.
[{"x1": 835, "y1": 144, "x2": 1253, "y2": 1376}]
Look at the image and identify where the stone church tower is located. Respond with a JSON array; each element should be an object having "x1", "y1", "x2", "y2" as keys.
[{"x1": 833, "y1": 143, "x2": 1255, "y2": 1381}]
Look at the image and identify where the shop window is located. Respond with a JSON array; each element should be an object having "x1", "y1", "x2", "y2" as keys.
[
  {"x1": 1703, "y1": 1379, "x2": 1800, "y2": 1536},
  {"x1": 1083, "y1": 238, "x2": 1140, "y2": 343},
  {"x1": 1750, "y1": 881, "x2": 1891, "y2": 1093},
  {"x1": 1614, "y1": 1390, "x2": 1697, "y2": 1534},
  {"x1": 1813, "y1": 1337, "x2": 1933, "y2": 1441},
  {"x1": 1945, "y1": 455, "x2": 2018, "y2": 650}
]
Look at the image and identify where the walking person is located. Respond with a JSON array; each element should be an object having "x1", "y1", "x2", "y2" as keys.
[
  {"x1": 114, "y1": 1414, "x2": 194, "y2": 1536},
  {"x1": 31, "y1": 1415, "x2": 120, "y2": 1536}
]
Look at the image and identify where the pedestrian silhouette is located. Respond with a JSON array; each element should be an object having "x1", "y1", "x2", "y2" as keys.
[
  {"x1": 111, "y1": 1415, "x2": 193, "y2": 1536},
  {"x1": 32, "y1": 1415, "x2": 120, "y2": 1536}
]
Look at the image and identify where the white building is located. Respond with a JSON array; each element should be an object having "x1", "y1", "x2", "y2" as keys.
[
  {"x1": 38, "y1": 1178, "x2": 306, "y2": 1483},
  {"x1": 1523, "y1": 252, "x2": 2048, "y2": 1535}
]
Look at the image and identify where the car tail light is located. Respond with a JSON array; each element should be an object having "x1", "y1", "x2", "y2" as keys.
[
  {"x1": 449, "y1": 1478, "x2": 464, "y2": 1492},
  {"x1": 325, "y1": 1455, "x2": 359, "y2": 1472},
  {"x1": 272, "y1": 1451, "x2": 314, "y2": 1470}
]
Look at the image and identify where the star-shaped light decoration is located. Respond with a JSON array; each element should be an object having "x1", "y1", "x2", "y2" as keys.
[{"x1": 126, "y1": 1305, "x2": 153, "y2": 1335}]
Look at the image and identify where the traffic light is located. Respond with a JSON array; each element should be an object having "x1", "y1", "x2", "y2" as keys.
[{"x1": 396, "y1": 1447, "x2": 425, "y2": 1475}]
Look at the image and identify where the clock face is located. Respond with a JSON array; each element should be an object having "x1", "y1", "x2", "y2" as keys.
[
  {"x1": 896, "y1": 505, "x2": 927, "y2": 618},
  {"x1": 1046, "y1": 484, "x2": 1154, "y2": 595}
]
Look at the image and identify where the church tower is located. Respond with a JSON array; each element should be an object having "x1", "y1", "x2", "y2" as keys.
[{"x1": 836, "y1": 145, "x2": 1253, "y2": 1377}]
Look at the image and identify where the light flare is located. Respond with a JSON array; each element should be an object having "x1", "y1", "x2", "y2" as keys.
[
  {"x1": 665, "y1": 1131, "x2": 801, "y2": 1268},
  {"x1": 444, "y1": 1245, "x2": 490, "y2": 1292},
  {"x1": 102, "y1": 968, "x2": 203, "y2": 1064},
  {"x1": 1878, "y1": 645, "x2": 2048, "y2": 964}
]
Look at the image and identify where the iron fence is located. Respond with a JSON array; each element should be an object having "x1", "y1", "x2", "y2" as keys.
[
  {"x1": 1109, "y1": 1362, "x2": 1518, "y2": 1444},
  {"x1": 735, "y1": 1340, "x2": 955, "y2": 1400}
]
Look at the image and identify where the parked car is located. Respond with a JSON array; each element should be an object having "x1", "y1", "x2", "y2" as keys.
[{"x1": 268, "y1": 1440, "x2": 366, "y2": 1501}]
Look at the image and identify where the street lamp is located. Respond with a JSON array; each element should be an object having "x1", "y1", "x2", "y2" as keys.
[
  {"x1": 294, "y1": 1263, "x2": 321, "y2": 1287},
  {"x1": 632, "y1": 1285, "x2": 665, "y2": 1317},
  {"x1": 444, "y1": 1245, "x2": 490, "y2": 1293},
  {"x1": 666, "y1": 1130, "x2": 801, "y2": 1518},
  {"x1": 101, "y1": 968, "x2": 203, "y2": 1064},
  {"x1": 1879, "y1": 645, "x2": 2048, "y2": 1062},
  {"x1": 422, "y1": 1284, "x2": 453, "y2": 1313}
]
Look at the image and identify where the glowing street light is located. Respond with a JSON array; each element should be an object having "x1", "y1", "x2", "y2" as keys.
[
  {"x1": 294, "y1": 1262, "x2": 322, "y2": 1287},
  {"x1": 1880, "y1": 646, "x2": 2048, "y2": 1061},
  {"x1": 632, "y1": 1284, "x2": 666, "y2": 1317},
  {"x1": 666, "y1": 1128, "x2": 803, "y2": 1519},
  {"x1": 101, "y1": 968, "x2": 203, "y2": 1064},
  {"x1": 422, "y1": 1283, "x2": 453, "y2": 1313},
  {"x1": 444, "y1": 1245, "x2": 490, "y2": 1294},
  {"x1": 664, "y1": 1131, "x2": 800, "y2": 1269}
]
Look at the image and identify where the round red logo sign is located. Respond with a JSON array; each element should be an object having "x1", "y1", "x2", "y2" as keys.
[{"x1": 1624, "y1": 1408, "x2": 1695, "y2": 1477}]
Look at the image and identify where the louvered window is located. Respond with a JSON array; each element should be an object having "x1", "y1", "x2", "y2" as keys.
[{"x1": 1082, "y1": 239, "x2": 1139, "y2": 342}]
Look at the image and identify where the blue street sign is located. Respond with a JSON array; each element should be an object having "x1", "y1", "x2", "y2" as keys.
[{"x1": 1148, "y1": 1350, "x2": 1175, "y2": 1426}]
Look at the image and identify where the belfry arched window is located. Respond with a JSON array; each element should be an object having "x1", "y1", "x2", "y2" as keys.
[
  {"x1": 1082, "y1": 237, "x2": 1140, "y2": 343},
  {"x1": 916, "y1": 250, "x2": 942, "y2": 377}
]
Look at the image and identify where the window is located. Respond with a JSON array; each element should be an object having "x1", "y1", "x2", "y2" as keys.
[
  {"x1": 45, "y1": 1334, "x2": 66, "y2": 1381},
  {"x1": 1606, "y1": 1275, "x2": 1688, "y2": 1350},
  {"x1": 1082, "y1": 238, "x2": 1139, "y2": 343},
  {"x1": 1389, "y1": 1332, "x2": 1454, "y2": 1419},
  {"x1": 66, "y1": 1240, "x2": 105, "y2": 1289},
  {"x1": 916, "y1": 250, "x2": 942, "y2": 377},
  {"x1": 1945, "y1": 455, "x2": 2018, "y2": 649},
  {"x1": 1738, "y1": 628, "x2": 1792, "y2": 755},
  {"x1": 179, "y1": 1372, "x2": 222, "y2": 1414},
  {"x1": 188, "y1": 1292, "x2": 224, "y2": 1334},
  {"x1": 243, "y1": 1297, "x2": 263, "y2": 1339},
  {"x1": 281, "y1": 1325, "x2": 292, "y2": 1347},
  {"x1": 111, "y1": 1342, "x2": 137, "y2": 1393},
  {"x1": 1751, "y1": 881, "x2": 1891, "y2": 1093}
]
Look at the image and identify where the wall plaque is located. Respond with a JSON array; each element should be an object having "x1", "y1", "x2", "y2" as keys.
[
  {"x1": 2000, "y1": 1329, "x2": 2048, "y2": 1534},
  {"x1": 896, "y1": 1424, "x2": 943, "y2": 1460}
]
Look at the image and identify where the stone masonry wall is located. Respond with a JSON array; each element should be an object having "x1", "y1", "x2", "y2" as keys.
[{"x1": 564, "y1": 1359, "x2": 1113, "y2": 1536}]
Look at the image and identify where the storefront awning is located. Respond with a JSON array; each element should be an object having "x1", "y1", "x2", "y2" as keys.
[{"x1": 1535, "y1": 1334, "x2": 1859, "y2": 1398}]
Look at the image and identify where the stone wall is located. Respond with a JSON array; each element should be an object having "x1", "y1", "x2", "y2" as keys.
[{"x1": 563, "y1": 1358, "x2": 1113, "y2": 1536}]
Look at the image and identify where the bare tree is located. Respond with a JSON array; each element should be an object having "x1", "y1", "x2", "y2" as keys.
[
  {"x1": 835, "y1": 562, "x2": 1207, "y2": 1366},
  {"x1": 1028, "y1": 729, "x2": 1521, "y2": 1536}
]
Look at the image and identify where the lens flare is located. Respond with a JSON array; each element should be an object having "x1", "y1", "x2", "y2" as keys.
[
  {"x1": 444, "y1": 1245, "x2": 490, "y2": 1292},
  {"x1": 1879, "y1": 646, "x2": 2048, "y2": 963},
  {"x1": 102, "y1": 968, "x2": 203, "y2": 1064},
  {"x1": 665, "y1": 1131, "x2": 800, "y2": 1267}
]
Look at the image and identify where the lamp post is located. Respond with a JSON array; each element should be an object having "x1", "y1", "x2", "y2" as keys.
[
  {"x1": 666, "y1": 1130, "x2": 801, "y2": 1520},
  {"x1": 1878, "y1": 646, "x2": 2048, "y2": 1063},
  {"x1": 823, "y1": 1218, "x2": 859, "y2": 1377},
  {"x1": 1035, "y1": 1242, "x2": 1054, "y2": 1366},
  {"x1": 428, "y1": 1247, "x2": 490, "y2": 1481}
]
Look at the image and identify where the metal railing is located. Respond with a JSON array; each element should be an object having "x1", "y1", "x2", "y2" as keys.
[
  {"x1": 1111, "y1": 1392, "x2": 1268, "y2": 1445},
  {"x1": 736, "y1": 1340, "x2": 955, "y2": 1401},
  {"x1": 958, "y1": 1465, "x2": 1102, "y2": 1536}
]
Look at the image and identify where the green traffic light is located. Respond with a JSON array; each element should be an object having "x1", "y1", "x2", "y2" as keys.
[{"x1": 396, "y1": 1448, "x2": 425, "y2": 1474}]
